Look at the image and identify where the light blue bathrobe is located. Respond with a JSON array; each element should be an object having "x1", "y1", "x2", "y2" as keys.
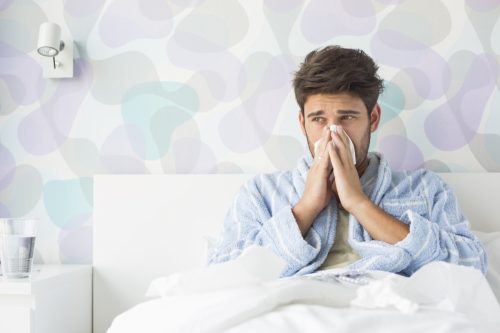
[{"x1": 208, "y1": 152, "x2": 487, "y2": 277}]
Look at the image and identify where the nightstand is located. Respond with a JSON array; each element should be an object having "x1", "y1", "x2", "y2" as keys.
[{"x1": 0, "y1": 265, "x2": 91, "y2": 333}]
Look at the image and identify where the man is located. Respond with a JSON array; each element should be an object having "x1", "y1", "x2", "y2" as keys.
[{"x1": 208, "y1": 45, "x2": 487, "y2": 277}]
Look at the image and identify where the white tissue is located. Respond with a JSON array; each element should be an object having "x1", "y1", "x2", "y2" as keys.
[
  {"x1": 313, "y1": 139, "x2": 321, "y2": 155},
  {"x1": 146, "y1": 245, "x2": 286, "y2": 297},
  {"x1": 351, "y1": 274, "x2": 418, "y2": 313},
  {"x1": 314, "y1": 125, "x2": 356, "y2": 165}
]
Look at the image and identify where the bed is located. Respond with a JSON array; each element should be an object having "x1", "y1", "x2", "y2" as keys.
[{"x1": 93, "y1": 173, "x2": 500, "y2": 333}]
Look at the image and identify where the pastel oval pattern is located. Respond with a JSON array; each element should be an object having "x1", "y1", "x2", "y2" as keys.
[
  {"x1": 18, "y1": 59, "x2": 92, "y2": 155},
  {"x1": 90, "y1": 52, "x2": 158, "y2": 105},
  {"x1": 174, "y1": 0, "x2": 248, "y2": 53},
  {"x1": 0, "y1": 165, "x2": 43, "y2": 217},
  {"x1": 43, "y1": 178, "x2": 93, "y2": 229},
  {"x1": 379, "y1": 135, "x2": 424, "y2": 171},
  {"x1": 301, "y1": 0, "x2": 376, "y2": 43},
  {"x1": 378, "y1": 0, "x2": 451, "y2": 47},
  {"x1": 99, "y1": 124, "x2": 148, "y2": 174},
  {"x1": 122, "y1": 81, "x2": 199, "y2": 160},
  {"x1": 0, "y1": 143, "x2": 15, "y2": 190},
  {"x1": 99, "y1": 0, "x2": 173, "y2": 47},
  {"x1": 64, "y1": 0, "x2": 106, "y2": 18},
  {"x1": 218, "y1": 55, "x2": 295, "y2": 152},
  {"x1": 378, "y1": 80, "x2": 406, "y2": 126},
  {"x1": 0, "y1": 42, "x2": 44, "y2": 105},
  {"x1": 425, "y1": 54, "x2": 498, "y2": 151},
  {"x1": 171, "y1": 137, "x2": 217, "y2": 173}
]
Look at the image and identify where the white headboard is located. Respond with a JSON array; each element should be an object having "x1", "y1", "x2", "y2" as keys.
[
  {"x1": 93, "y1": 174, "x2": 252, "y2": 333},
  {"x1": 93, "y1": 173, "x2": 500, "y2": 333}
]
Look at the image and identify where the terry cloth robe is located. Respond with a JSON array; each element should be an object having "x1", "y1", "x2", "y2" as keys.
[{"x1": 207, "y1": 152, "x2": 487, "y2": 277}]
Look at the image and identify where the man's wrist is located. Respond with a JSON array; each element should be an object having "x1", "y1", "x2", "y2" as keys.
[
  {"x1": 343, "y1": 194, "x2": 371, "y2": 215},
  {"x1": 344, "y1": 196, "x2": 410, "y2": 244},
  {"x1": 292, "y1": 200, "x2": 320, "y2": 236}
]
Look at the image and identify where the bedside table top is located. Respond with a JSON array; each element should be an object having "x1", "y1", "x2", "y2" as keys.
[{"x1": 0, "y1": 264, "x2": 91, "y2": 295}]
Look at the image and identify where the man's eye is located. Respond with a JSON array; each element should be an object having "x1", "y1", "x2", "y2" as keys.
[
  {"x1": 341, "y1": 116, "x2": 355, "y2": 121},
  {"x1": 312, "y1": 117, "x2": 325, "y2": 123}
]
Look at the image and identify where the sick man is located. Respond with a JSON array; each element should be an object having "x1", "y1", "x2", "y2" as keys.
[{"x1": 208, "y1": 45, "x2": 487, "y2": 277}]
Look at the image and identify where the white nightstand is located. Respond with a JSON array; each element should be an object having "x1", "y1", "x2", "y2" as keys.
[{"x1": 0, "y1": 265, "x2": 92, "y2": 333}]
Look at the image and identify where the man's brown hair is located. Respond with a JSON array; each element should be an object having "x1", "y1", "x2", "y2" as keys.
[{"x1": 293, "y1": 46, "x2": 384, "y2": 115}]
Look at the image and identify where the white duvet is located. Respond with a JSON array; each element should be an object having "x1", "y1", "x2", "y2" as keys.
[{"x1": 108, "y1": 257, "x2": 500, "y2": 333}]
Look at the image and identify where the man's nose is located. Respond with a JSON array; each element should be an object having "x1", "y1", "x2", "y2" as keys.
[{"x1": 325, "y1": 123, "x2": 340, "y2": 131}]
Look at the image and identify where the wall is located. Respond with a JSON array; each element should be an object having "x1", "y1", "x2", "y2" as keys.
[{"x1": 1, "y1": 0, "x2": 499, "y2": 264}]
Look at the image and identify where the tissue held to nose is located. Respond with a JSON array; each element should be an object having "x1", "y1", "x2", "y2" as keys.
[{"x1": 314, "y1": 125, "x2": 356, "y2": 165}]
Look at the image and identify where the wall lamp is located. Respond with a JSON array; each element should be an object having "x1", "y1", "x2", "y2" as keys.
[{"x1": 37, "y1": 22, "x2": 73, "y2": 78}]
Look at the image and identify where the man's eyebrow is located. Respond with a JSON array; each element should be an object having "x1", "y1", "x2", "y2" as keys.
[
  {"x1": 306, "y1": 110, "x2": 325, "y2": 118},
  {"x1": 306, "y1": 109, "x2": 361, "y2": 118},
  {"x1": 337, "y1": 109, "x2": 361, "y2": 115}
]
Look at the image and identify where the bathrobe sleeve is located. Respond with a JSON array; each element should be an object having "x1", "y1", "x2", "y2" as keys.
[
  {"x1": 395, "y1": 172, "x2": 487, "y2": 275},
  {"x1": 207, "y1": 176, "x2": 322, "y2": 276}
]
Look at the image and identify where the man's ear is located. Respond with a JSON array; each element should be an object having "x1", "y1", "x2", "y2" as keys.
[
  {"x1": 298, "y1": 111, "x2": 306, "y2": 136},
  {"x1": 370, "y1": 104, "x2": 381, "y2": 132}
]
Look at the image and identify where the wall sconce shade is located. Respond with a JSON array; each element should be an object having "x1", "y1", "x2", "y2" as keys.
[
  {"x1": 37, "y1": 23, "x2": 61, "y2": 57},
  {"x1": 37, "y1": 22, "x2": 73, "y2": 78}
]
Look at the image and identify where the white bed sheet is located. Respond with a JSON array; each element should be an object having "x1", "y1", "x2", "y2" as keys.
[
  {"x1": 109, "y1": 299, "x2": 480, "y2": 333},
  {"x1": 227, "y1": 305, "x2": 478, "y2": 333},
  {"x1": 107, "y1": 261, "x2": 500, "y2": 333}
]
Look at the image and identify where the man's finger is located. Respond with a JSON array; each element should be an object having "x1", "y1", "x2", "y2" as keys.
[
  {"x1": 336, "y1": 125, "x2": 356, "y2": 166},
  {"x1": 314, "y1": 126, "x2": 333, "y2": 163},
  {"x1": 327, "y1": 140, "x2": 342, "y2": 173},
  {"x1": 331, "y1": 127, "x2": 349, "y2": 167}
]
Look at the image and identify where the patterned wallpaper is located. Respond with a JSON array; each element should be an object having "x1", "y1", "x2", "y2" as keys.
[{"x1": 1, "y1": 0, "x2": 499, "y2": 264}]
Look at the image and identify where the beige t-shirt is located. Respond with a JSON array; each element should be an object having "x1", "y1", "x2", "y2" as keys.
[{"x1": 319, "y1": 208, "x2": 360, "y2": 270}]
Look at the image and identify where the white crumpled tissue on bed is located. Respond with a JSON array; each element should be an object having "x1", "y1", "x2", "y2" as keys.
[
  {"x1": 146, "y1": 245, "x2": 286, "y2": 297},
  {"x1": 351, "y1": 261, "x2": 500, "y2": 323}
]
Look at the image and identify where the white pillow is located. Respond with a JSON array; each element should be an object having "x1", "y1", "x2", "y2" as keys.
[{"x1": 473, "y1": 230, "x2": 500, "y2": 303}]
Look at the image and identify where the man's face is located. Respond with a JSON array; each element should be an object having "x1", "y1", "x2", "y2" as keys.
[{"x1": 298, "y1": 93, "x2": 381, "y2": 165}]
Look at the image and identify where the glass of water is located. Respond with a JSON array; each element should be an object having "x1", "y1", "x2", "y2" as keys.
[{"x1": 0, "y1": 218, "x2": 37, "y2": 279}]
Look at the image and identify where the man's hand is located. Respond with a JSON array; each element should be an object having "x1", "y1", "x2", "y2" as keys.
[
  {"x1": 328, "y1": 125, "x2": 410, "y2": 243},
  {"x1": 292, "y1": 126, "x2": 334, "y2": 235},
  {"x1": 327, "y1": 125, "x2": 368, "y2": 212}
]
